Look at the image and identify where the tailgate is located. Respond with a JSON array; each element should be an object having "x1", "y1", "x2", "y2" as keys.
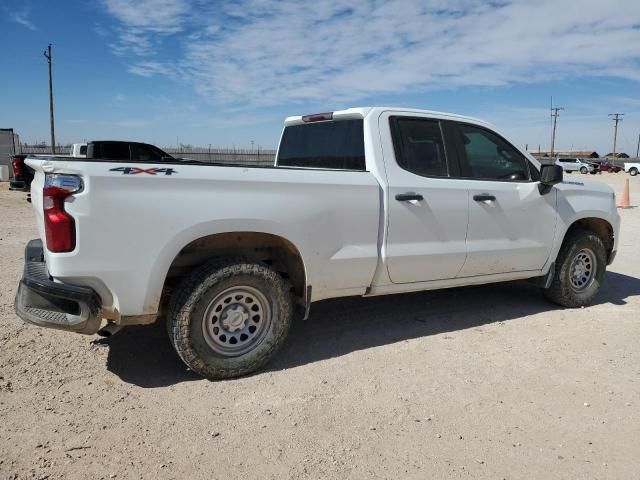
[{"x1": 24, "y1": 158, "x2": 47, "y2": 247}]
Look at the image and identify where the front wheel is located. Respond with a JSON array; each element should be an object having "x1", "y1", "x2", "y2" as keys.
[
  {"x1": 580, "y1": 166, "x2": 588, "y2": 174},
  {"x1": 543, "y1": 230, "x2": 607, "y2": 308},
  {"x1": 630, "y1": 168, "x2": 638, "y2": 176},
  {"x1": 167, "y1": 259, "x2": 293, "y2": 379}
]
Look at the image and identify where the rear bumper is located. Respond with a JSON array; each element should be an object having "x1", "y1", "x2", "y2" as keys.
[
  {"x1": 9, "y1": 180, "x2": 28, "y2": 191},
  {"x1": 14, "y1": 239, "x2": 102, "y2": 334}
]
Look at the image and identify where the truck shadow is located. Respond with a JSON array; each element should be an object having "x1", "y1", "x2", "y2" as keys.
[{"x1": 100, "y1": 271, "x2": 640, "y2": 388}]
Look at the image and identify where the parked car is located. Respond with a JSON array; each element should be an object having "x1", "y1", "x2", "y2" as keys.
[
  {"x1": 9, "y1": 155, "x2": 32, "y2": 191},
  {"x1": 9, "y1": 141, "x2": 172, "y2": 192},
  {"x1": 587, "y1": 161, "x2": 600, "y2": 174},
  {"x1": 15, "y1": 107, "x2": 620, "y2": 380},
  {"x1": 556, "y1": 157, "x2": 594, "y2": 174},
  {"x1": 598, "y1": 160, "x2": 622, "y2": 173},
  {"x1": 624, "y1": 161, "x2": 640, "y2": 176}
]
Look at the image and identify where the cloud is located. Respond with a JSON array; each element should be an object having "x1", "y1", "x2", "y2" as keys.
[
  {"x1": 103, "y1": 0, "x2": 640, "y2": 108},
  {"x1": 6, "y1": 7, "x2": 37, "y2": 30},
  {"x1": 101, "y1": 0, "x2": 188, "y2": 32},
  {"x1": 102, "y1": 0, "x2": 189, "y2": 56},
  {"x1": 127, "y1": 61, "x2": 176, "y2": 78}
]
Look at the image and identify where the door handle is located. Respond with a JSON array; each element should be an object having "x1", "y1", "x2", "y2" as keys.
[
  {"x1": 473, "y1": 194, "x2": 496, "y2": 202},
  {"x1": 395, "y1": 193, "x2": 424, "y2": 202}
]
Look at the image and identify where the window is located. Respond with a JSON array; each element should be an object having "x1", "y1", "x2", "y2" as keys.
[
  {"x1": 89, "y1": 142, "x2": 130, "y2": 160},
  {"x1": 457, "y1": 124, "x2": 529, "y2": 181},
  {"x1": 79, "y1": 145, "x2": 87, "y2": 155},
  {"x1": 277, "y1": 119, "x2": 365, "y2": 170},
  {"x1": 131, "y1": 144, "x2": 164, "y2": 162},
  {"x1": 391, "y1": 117, "x2": 447, "y2": 177},
  {"x1": 529, "y1": 161, "x2": 540, "y2": 181}
]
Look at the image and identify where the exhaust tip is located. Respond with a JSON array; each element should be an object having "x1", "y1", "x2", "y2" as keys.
[{"x1": 97, "y1": 322, "x2": 122, "y2": 337}]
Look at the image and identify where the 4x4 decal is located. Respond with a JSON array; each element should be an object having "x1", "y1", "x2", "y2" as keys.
[{"x1": 109, "y1": 167, "x2": 177, "y2": 175}]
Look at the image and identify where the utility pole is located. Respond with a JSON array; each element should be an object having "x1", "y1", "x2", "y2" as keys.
[
  {"x1": 608, "y1": 113, "x2": 624, "y2": 166},
  {"x1": 43, "y1": 44, "x2": 56, "y2": 154},
  {"x1": 550, "y1": 105, "x2": 564, "y2": 158},
  {"x1": 636, "y1": 132, "x2": 639, "y2": 159}
]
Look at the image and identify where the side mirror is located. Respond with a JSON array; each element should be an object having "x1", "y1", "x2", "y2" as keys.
[{"x1": 539, "y1": 164, "x2": 563, "y2": 194}]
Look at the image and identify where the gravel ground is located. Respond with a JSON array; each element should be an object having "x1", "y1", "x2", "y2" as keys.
[{"x1": 1, "y1": 173, "x2": 639, "y2": 480}]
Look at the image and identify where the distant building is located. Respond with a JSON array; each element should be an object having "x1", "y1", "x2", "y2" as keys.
[{"x1": 529, "y1": 150, "x2": 600, "y2": 159}]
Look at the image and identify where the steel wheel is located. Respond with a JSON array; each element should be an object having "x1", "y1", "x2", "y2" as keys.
[
  {"x1": 201, "y1": 285, "x2": 272, "y2": 357},
  {"x1": 569, "y1": 248, "x2": 596, "y2": 293}
]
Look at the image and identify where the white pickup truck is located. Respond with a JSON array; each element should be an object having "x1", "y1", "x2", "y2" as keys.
[
  {"x1": 624, "y1": 161, "x2": 639, "y2": 176},
  {"x1": 15, "y1": 107, "x2": 621, "y2": 379}
]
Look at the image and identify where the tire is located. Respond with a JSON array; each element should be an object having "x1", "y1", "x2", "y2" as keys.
[
  {"x1": 580, "y1": 166, "x2": 588, "y2": 174},
  {"x1": 543, "y1": 229, "x2": 607, "y2": 308},
  {"x1": 167, "y1": 259, "x2": 293, "y2": 379},
  {"x1": 630, "y1": 168, "x2": 638, "y2": 176}
]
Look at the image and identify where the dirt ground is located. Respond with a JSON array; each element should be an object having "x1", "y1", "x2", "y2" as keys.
[{"x1": 1, "y1": 173, "x2": 639, "y2": 480}]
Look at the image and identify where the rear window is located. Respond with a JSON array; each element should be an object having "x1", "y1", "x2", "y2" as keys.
[{"x1": 277, "y1": 119, "x2": 365, "y2": 170}]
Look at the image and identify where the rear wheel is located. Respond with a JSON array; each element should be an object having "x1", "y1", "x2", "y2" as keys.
[
  {"x1": 630, "y1": 168, "x2": 638, "y2": 176},
  {"x1": 543, "y1": 230, "x2": 606, "y2": 308},
  {"x1": 167, "y1": 259, "x2": 293, "y2": 379}
]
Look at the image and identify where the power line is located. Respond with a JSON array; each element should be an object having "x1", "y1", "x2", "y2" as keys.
[{"x1": 608, "y1": 113, "x2": 624, "y2": 165}]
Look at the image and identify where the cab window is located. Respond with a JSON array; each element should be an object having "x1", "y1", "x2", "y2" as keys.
[{"x1": 390, "y1": 117, "x2": 448, "y2": 177}]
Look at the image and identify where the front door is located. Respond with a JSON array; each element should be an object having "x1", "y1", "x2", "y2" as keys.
[{"x1": 452, "y1": 122, "x2": 557, "y2": 277}]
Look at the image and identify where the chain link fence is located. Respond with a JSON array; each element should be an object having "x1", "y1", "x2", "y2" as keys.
[{"x1": 20, "y1": 146, "x2": 277, "y2": 167}]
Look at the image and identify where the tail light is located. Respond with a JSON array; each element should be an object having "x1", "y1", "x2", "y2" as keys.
[
  {"x1": 43, "y1": 174, "x2": 83, "y2": 253},
  {"x1": 11, "y1": 155, "x2": 25, "y2": 177}
]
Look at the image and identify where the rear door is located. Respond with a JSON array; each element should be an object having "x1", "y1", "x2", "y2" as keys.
[
  {"x1": 381, "y1": 113, "x2": 469, "y2": 283},
  {"x1": 451, "y1": 122, "x2": 557, "y2": 277}
]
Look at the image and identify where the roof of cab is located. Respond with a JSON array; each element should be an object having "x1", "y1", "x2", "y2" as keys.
[{"x1": 284, "y1": 107, "x2": 494, "y2": 129}]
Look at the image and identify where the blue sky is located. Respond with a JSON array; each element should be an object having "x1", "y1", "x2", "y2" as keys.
[{"x1": 1, "y1": 0, "x2": 640, "y2": 154}]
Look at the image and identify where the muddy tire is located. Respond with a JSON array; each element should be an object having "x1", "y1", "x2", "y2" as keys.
[
  {"x1": 543, "y1": 229, "x2": 607, "y2": 308},
  {"x1": 167, "y1": 259, "x2": 293, "y2": 380}
]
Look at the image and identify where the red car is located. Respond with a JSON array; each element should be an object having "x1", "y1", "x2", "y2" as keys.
[{"x1": 598, "y1": 160, "x2": 622, "y2": 173}]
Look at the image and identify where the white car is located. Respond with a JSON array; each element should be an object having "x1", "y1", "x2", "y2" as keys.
[
  {"x1": 16, "y1": 107, "x2": 620, "y2": 379},
  {"x1": 624, "y1": 162, "x2": 639, "y2": 176},
  {"x1": 556, "y1": 157, "x2": 594, "y2": 174}
]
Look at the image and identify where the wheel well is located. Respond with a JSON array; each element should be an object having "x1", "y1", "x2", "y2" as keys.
[
  {"x1": 564, "y1": 218, "x2": 614, "y2": 255},
  {"x1": 163, "y1": 232, "x2": 307, "y2": 303}
]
